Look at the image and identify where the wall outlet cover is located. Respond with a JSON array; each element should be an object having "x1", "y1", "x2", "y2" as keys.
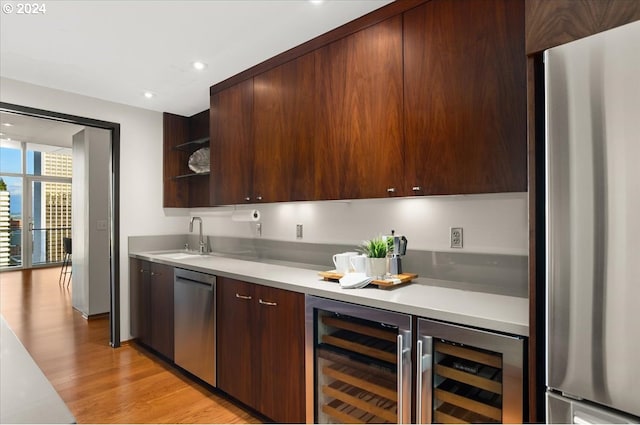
[{"x1": 450, "y1": 227, "x2": 463, "y2": 248}]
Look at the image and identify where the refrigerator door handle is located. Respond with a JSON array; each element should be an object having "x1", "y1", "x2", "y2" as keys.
[{"x1": 416, "y1": 335, "x2": 433, "y2": 424}]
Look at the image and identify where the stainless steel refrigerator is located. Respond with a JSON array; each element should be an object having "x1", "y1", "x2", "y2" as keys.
[{"x1": 545, "y1": 21, "x2": 640, "y2": 423}]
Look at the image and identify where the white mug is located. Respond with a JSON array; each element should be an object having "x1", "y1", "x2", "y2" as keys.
[
  {"x1": 333, "y1": 252, "x2": 358, "y2": 273},
  {"x1": 349, "y1": 254, "x2": 367, "y2": 273}
]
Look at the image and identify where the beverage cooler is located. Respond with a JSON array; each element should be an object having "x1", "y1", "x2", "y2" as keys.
[
  {"x1": 305, "y1": 295, "x2": 412, "y2": 424},
  {"x1": 416, "y1": 319, "x2": 524, "y2": 424},
  {"x1": 305, "y1": 296, "x2": 524, "y2": 424}
]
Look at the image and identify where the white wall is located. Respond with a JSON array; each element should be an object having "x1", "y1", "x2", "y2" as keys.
[
  {"x1": 193, "y1": 193, "x2": 528, "y2": 256},
  {"x1": 1, "y1": 77, "x2": 189, "y2": 340},
  {"x1": 72, "y1": 127, "x2": 111, "y2": 316}
]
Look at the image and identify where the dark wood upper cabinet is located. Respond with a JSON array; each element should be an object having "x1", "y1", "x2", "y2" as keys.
[
  {"x1": 210, "y1": 79, "x2": 254, "y2": 205},
  {"x1": 314, "y1": 15, "x2": 404, "y2": 200},
  {"x1": 403, "y1": 0, "x2": 527, "y2": 195},
  {"x1": 253, "y1": 54, "x2": 316, "y2": 202},
  {"x1": 525, "y1": 0, "x2": 640, "y2": 54},
  {"x1": 163, "y1": 113, "x2": 190, "y2": 208},
  {"x1": 205, "y1": 0, "x2": 528, "y2": 204},
  {"x1": 163, "y1": 111, "x2": 210, "y2": 208}
]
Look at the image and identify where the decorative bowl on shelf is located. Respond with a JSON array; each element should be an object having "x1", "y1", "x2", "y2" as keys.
[{"x1": 188, "y1": 147, "x2": 210, "y2": 173}]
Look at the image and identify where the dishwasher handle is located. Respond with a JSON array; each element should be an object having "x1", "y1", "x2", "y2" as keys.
[{"x1": 174, "y1": 268, "x2": 216, "y2": 288}]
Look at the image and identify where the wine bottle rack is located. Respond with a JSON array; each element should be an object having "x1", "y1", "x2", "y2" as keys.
[
  {"x1": 433, "y1": 340, "x2": 503, "y2": 423},
  {"x1": 317, "y1": 313, "x2": 399, "y2": 423}
]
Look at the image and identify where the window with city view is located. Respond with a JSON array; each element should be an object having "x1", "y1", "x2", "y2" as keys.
[{"x1": 0, "y1": 139, "x2": 72, "y2": 269}]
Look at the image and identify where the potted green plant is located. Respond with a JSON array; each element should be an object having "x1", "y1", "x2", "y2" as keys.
[{"x1": 359, "y1": 235, "x2": 391, "y2": 279}]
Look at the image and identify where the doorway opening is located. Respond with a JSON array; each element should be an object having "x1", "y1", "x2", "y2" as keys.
[{"x1": 0, "y1": 101, "x2": 120, "y2": 347}]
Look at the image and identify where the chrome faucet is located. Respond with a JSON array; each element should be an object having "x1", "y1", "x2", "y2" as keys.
[{"x1": 189, "y1": 216, "x2": 207, "y2": 254}]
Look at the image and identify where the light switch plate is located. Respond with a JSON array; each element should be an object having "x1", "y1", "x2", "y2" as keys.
[{"x1": 296, "y1": 224, "x2": 303, "y2": 239}]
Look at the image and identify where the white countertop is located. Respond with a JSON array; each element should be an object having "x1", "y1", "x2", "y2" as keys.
[
  {"x1": 0, "y1": 316, "x2": 76, "y2": 424},
  {"x1": 130, "y1": 251, "x2": 529, "y2": 336}
]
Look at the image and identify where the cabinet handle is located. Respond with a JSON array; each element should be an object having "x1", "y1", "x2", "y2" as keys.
[
  {"x1": 396, "y1": 331, "x2": 412, "y2": 424},
  {"x1": 387, "y1": 187, "x2": 396, "y2": 194},
  {"x1": 256, "y1": 196, "x2": 263, "y2": 201},
  {"x1": 397, "y1": 333, "x2": 404, "y2": 424},
  {"x1": 244, "y1": 197, "x2": 251, "y2": 202},
  {"x1": 151, "y1": 271, "x2": 161, "y2": 276},
  {"x1": 258, "y1": 299, "x2": 277, "y2": 306},
  {"x1": 235, "y1": 293, "x2": 252, "y2": 300},
  {"x1": 416, "y1": 336, "x2": 433, "y2": 424},
  {"x1": 412, "y1": 186, "x2": 422, "y2": 192}
]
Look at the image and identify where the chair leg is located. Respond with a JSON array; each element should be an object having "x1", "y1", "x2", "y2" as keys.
[
  {"x1": 59, "y1": 254, "x2": 68, "y2": 286},
  {"x1": 66, "y1": 261, "x2": 72, "y2": 288}
]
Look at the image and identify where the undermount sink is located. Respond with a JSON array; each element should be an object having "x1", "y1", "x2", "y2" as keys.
[{"x1": 154, "y1": 251, "x2": 204, "y2": 260}]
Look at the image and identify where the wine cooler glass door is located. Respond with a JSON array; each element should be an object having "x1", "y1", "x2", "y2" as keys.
[
  {"x1": 417, "y1": 318, "x2": 524, "y2": 424},
  {"x1": 305, "y1": 295, "x2": 412, "y2": 424}
]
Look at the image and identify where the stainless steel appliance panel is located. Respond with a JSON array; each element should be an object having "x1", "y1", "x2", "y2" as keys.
[
  {"x1": 545, "y1": 21, "x2": 640, "y2": 418},
  {"x1": 417, "y1": 318, "x2": 524, "y2": 424},
  {"x1": 174, "y1": 268, "x2": 216, "y2": 386},
  {"x1": 547, "y1": 392, "x2": 638, "y2": 424}
]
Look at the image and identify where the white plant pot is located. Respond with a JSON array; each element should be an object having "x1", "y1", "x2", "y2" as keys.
[{"x1": 365, "y1": 257, "x2": 388, "y2": 279}]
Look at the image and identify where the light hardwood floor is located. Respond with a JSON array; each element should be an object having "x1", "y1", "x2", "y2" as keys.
[{"x1": 0, "y1": 267, "x2": 261, "y2": 424}]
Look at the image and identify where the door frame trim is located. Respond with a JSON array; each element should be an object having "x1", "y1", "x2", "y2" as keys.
[{"x1": 0, "y1": 101, "x2": 121, "y2": 348}]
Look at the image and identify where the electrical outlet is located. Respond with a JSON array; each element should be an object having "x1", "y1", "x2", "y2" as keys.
[
  {"x1": 256, "y1": 223, "x2": 262, "y2": 237},
  {"x1": 450, "y1": 227, "x2": 463, "y2": 248},
  {"x1": 296, "y1": 224, "x2": 303, "y2": 239}
]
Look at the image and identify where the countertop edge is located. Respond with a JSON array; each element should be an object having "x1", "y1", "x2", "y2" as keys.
[
  {"x1": 129, "y1": 251, "x2": 529, "y2": 336},
  {"x1": 0, "y1": 316, "x2": 76, "y2": 424}
]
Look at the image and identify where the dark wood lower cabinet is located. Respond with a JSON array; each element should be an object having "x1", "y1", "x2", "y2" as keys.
[
  {"x1": 216, "y1": 278, "x2": 255, "y2": 407},
  {"x1": 217, "y1": 277, "x2": 305, "y2": 423},
  {"x1": 129, "y1": 259, "x2": 174, "y2": 361}
]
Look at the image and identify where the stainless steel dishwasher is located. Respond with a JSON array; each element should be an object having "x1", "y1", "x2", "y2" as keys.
[{"x1": 174, "y1": 268, "x2": 216, "y2": 386}]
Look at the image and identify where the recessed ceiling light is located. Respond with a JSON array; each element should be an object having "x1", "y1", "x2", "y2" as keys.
[
  {"x1": 143, "y1": 91, "x2": 155, "y2": 99},
  {"x1": 309, "y1": 0, "x2": 324, "y2": 4},
  {"x1": 2, "y1": 123, "x2": 13, "y2": 127},
  {"x1": 193, "y1": 61, "x2": 207, "y2": 71}
]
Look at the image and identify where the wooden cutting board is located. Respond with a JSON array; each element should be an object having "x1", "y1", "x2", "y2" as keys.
[{"x1": 318, "y1": 271, "x2": 418, "y2": 289}]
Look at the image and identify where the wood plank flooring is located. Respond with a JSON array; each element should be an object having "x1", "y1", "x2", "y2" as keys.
[{"x1": 0, "y1": 267, "x2": 261, "y2": 424}]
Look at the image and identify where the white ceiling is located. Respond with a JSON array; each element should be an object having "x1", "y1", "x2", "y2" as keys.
[
  {"x1": 0, "y1": 0, "x2": 393, "y2": 117},
  {"x1": 0, "y1": 111, "x2": 82, "y2": 148}
]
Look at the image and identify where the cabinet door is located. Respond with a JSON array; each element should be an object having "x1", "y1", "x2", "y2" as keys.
[
  {"x1": 403, "y1": 0, "x2": 527, "y2": 195},
  {"x1": 211, "y1": 80, "x2": 254, "y2": 205},
  {"x1": 255, "y1": 285, "x2": 306, "y2": 423},
  {"x1": 314, "y1": 15, "x2": 404, "y2": 200},
  {"x1": 216, "y1": 277, "x2": 256, "y2": 408},
  {"x1": 149, "y1": 262, "x2": 174, "y2": 360},
  {"x1": 253, "y1": 54, "x2": 316, "y2": 202},
  {"x1": 129, "y1": 258, "x2": 150, "y2": 344}
]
